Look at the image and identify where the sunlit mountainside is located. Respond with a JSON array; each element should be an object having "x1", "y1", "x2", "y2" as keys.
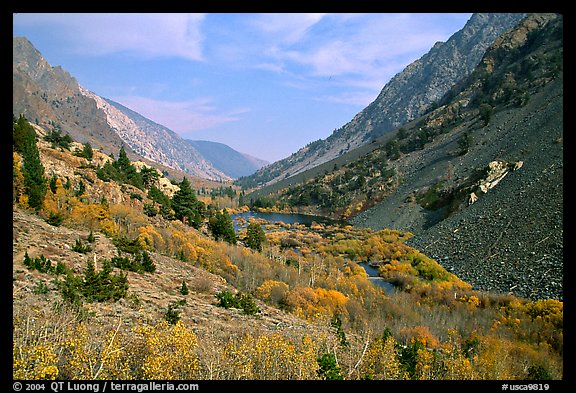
[{"x1": 12, "y1": 12, "x2": 563, "y2": 382}]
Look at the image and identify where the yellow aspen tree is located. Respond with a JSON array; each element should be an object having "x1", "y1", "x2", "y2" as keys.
[
  {"x1": 221, "y1": 334, "x2": 255, "y2": 379},
  {"x1": 296, "y1": 335, "x2": 320, "y2": 380},
  {"x1": 256, "y1": 280, "x2": 289, "y2": 304},
  {"x1": 136, "y1": 320, "x2": 199, "y2": 380},
  {"x1": 415, "y1": 348, "x2": 435, "y2": 380},
  {"x1": 13, "y1": 335, "x2": 59, "y2": 380},
  {"x1": 13, "y1": 152, "x2": 29, "y2": 209},
  {"x1": 441, "y1": 329, "x2": 477, "y2": 380},
  {"x1": 361, "y1": 336, "x2": 404, "y2": 380},
  {"x1": 442, "y1": 347, "x2": 476, "y2": 380},
  {"x1": 137, "y1": 224, "x2": 165, "y2": 251},
  {"x1": 61, "y1": 322, "x2": 130, "y2": 380}
]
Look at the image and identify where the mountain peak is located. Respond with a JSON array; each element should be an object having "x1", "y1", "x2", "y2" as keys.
[
  {"x1": 238, "y1": 13, "x2": 528, "y2": 188},
  {"x1": 13, "y1": 36, "x2": 263, "y2": 182}
]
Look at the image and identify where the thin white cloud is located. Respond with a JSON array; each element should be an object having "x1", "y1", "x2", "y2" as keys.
[
  {"x1": 254, "y1": 62, "x2": 287, "y2": 74},
  {"x1": 113, "y1": 95, "x2": 250, "y2": 135},
  {"x1": 14, "y1": 13, "x2": 206, "y2": 60},
  {"x1": 254, "y1": 13, "x2": 468, "y2": 94},
  {"x1": 251, "y1": 13, "x2": 326, "y2": 44}
]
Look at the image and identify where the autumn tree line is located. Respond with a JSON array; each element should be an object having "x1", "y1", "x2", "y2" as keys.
[{"x1": 13, "y1": 116, "x2": 562, "y2": 380}]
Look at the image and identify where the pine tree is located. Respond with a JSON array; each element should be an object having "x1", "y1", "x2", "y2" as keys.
[
  {"x1": 114, "y1": 146, "x2": 131, "y2": 173},
  {"x1": 208, "y1": 209, "x2": 237, "y2": 244},
  {"x1": 82, "y1": 258, "x2": 99, "y2": 302},
  {"x1": 13, "y1": 114, "x2": 35, "y2": 154},
  {"x1": 317, "y1": 353, "x2": 344, "y2": 380},
  {"x1": 180, "y1": 281, "x2": 189, "y2": 296},
  {"x1": 245, "y1": 222, "x2": 266, "y2": 252},
  {"x1": 171, "y1": 177, "x2": 205, "y2": 229},
  {"x1": 479, "y1": 103, "x2": 493, "y2": 126},
  {"x1": 140, "y1": 251, "x2": 156, "y2": 273},
  {"x1": 75, "y1": 142, "x2": 93, "y2": 160},
  {"x1": 16, "y1": 116, "x2": 47, "y2": 211}
]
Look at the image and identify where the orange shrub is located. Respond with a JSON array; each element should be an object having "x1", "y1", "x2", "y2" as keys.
[
  {"x1": 399, "y1": 325, "x2": 440, "y2": 348},
  {"x1": 256, "y1": 280, "x2": 290, "y2": 304}
]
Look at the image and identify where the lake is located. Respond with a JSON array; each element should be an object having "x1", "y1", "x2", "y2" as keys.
[{"x1": 232, "y1": 211, "x2": 346, "y2": 230}]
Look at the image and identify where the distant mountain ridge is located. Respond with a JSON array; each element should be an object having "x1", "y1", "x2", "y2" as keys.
[
  {"x1": 13, "y1": 36, "x2": 267, "y2": 181},
  {"x1": 239, "y1": 13, "x2": 527, "y2": 188},
  {"x1": 187, "y1": 140, "x2": 269, "y2": 179}
]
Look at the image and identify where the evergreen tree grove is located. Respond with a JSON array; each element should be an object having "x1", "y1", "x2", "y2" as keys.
[{"x1": 13, "y1": 115, "x2": 47, "y2": 211}]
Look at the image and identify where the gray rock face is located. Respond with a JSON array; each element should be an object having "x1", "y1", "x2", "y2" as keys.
[
  {"x1": 367, "y1": 13, "x2": 528, "y2": 130},
  {"x1": 97, "y1": 96, "x2": 229, "y2": 181},
  {"x1": 245, "y1": 13, "x2": 527, "y2": 186}
]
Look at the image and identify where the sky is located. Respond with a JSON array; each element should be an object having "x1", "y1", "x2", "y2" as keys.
[{"x1": 13, "y1": 13, "x2": 473, "y2": 163}]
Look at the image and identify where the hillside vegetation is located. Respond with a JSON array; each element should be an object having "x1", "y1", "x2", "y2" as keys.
[{"x1": 12, "y1": 115, "x2": 562, "y2": 380}]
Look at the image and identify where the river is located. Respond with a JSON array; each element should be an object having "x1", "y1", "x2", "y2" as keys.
[
  {"x1": 358, "y1": 262, "x2": 397, "y2": 295},
  {"x1": 232, "y1": 211, "x2": 396, "y2": 295}
]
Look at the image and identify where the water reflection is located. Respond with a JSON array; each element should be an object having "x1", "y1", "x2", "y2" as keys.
[{"x1": 232, "y1": 211, "x2": 346, "y2": 231}]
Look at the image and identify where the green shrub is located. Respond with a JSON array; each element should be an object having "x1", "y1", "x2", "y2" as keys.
[
  {"x1": 317, "y1": 353, "x2": 344, "y2": 380},
  {"x1": 58, "y1": 259, "x2": 129, "y2": 305},
  {"x1": 215, "y1": 290, "x2": 260, "y2": 315},
  {"x1": 110, "y1": 251, "x2": 155, "y2": 273},
  {"x1": 45, "y1": 212, "x2": 64, "y2": 227},
  {"x1": 72, "y1": 238, "x2": 92, "y2": 253},
  {"x1": 164, "y1": 301, "x2": 182, "y2": 325}
]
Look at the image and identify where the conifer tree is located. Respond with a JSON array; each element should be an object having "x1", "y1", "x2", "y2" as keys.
[
  {"x1": 245, "y1": 222, "x2": 266, "y2": 252},
  {"x1": 180, "y1": 281, "x2": 189, "y2": 296},
  {"x1": 14, "y1": 115, "x2": 46, "y2": 211},
  {"x1": 140, "y1": 251, "x2": 156, "y2": 273},
  {"x1": 208, "y1": 209, "x2": 237, "y2": 244},
  {"x1": 114, "y1": 145, "x2": 131, "y2": 173},
  {"x1": 171, "y1": 177, "x2": 205, "y2": 229}
]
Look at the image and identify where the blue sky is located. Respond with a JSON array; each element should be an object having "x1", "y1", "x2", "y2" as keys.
[{"x1": 13, "y1": 13, "x2": 472, "y2": 163}]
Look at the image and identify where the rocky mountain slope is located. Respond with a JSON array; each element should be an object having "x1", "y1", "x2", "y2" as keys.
[
  {"x1": 13, "y1": 36, "x2": 127, "y2": 155},
  {"x1": 349, "y1": 13, "x2": 563, "y2": 301},
  {"x1": 239, "y1": 13, "x2": 527, "y2": 188},
  {"x1": 13, "y1": 36, "x2": 266, "y2": 181},
  {"x1": 97, "y1": 96, "x2": 228, "y2": 180}
]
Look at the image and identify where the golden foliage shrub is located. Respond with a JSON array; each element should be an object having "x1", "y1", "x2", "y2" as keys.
[
  {"x1": 220, "y1": 333, "x2": 319, "y2": 379},
  {"x1": 134, "y1": 320, "x2": 200, "y2": 380},
  {"x1": 285, "y1": 286, "x2": 348, "y2": 321},
  {"x1": 256, "y1": 280, "x2": 290, "y2": 304},
  {"x1": 361, "y1": 335, "x2": 404, "y2": 380},
  {"x1": 61, "y1": 322, "x2": 131, "y2": 379},
  {"x1": 399, "y1": 325, "x2": 440, "y2": 348}
]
